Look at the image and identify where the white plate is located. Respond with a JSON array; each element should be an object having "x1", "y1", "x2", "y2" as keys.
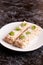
[{"x1": 0, "y1": 22, "x2": 43, "y2": 52}]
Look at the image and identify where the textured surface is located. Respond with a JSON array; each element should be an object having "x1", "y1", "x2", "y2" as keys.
[{"x1": 0, "y1": 0, "x2": 43, "y2": 65}]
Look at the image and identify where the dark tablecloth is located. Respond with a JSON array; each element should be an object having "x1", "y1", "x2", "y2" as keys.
[{"x1": 0, "y1": 0, "x2": 43, "y2": 65}]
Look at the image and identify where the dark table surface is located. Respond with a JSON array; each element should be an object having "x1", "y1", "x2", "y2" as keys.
[{"x1": 0, "y1": 0, "x2": 43, "y2": 65}]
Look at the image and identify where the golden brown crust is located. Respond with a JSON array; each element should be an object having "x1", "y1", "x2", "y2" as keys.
[{"x1": 3, "y1": 35, "x2": 14, "y2": 44}]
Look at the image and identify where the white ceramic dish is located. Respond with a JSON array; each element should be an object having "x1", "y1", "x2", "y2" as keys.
[{"x1": 0, "y1": 22, "x2": 43, "y2": 52}]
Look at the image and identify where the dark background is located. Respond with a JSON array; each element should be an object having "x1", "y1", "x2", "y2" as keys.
[{"x1": 0, "y1": 0, "x2": 43, "y2": 65}]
